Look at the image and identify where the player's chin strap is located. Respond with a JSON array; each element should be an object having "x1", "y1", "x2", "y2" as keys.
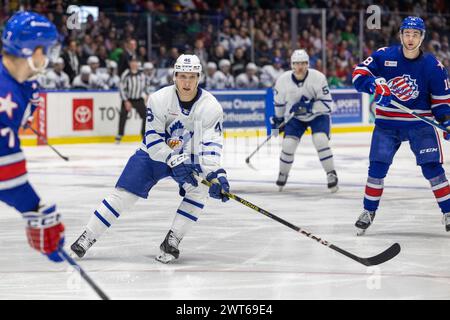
[
  {"x1": 399, "y1": 31, "x2": 425, "y2": 54},
  {"x1": 27, "y1": 56, "x2": 49, "y2": 80}
]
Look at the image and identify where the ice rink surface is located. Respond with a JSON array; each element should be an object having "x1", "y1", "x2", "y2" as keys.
[{"x1": 1, "y1": 132, "x2": 449, "y2": 300}]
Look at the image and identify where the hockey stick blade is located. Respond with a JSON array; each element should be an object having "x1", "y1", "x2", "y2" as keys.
[
  {"x1": 245, "y1": 157, "x2": 258, "y2": 171},
  {"x1": 331, "y1": 242, "x2": 401, "y2": 266}
]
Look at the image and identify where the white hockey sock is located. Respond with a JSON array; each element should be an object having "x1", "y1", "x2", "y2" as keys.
[
  {"x1": 170, "y1": 195, "x2": 206, "y2": 239},
  {"x1": 86, "y1": 188, "x2": 139, "y2": 239},
  {"x1": 312, "y1": 133, "x2": 335, "y2": 173},
  {"x1": 279, "y1": 136, "x2": 300, "y2": 176}
]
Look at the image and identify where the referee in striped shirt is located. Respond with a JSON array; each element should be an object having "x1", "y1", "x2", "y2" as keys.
[{"x1": 116, "y1": 56, "x2": 147, "y2": 143}]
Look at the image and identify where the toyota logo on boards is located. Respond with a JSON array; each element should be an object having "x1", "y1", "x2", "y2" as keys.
[{"x1": 73, "y1": 98, "x2": 94, "y2": 131}]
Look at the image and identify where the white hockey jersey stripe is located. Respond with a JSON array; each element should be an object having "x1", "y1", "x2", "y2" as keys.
[
  {"x1": 0, "y1": 152, "x2": 25, "y2": 166},
  {"x1": 432, "y1": 181, "x2": 449, "y2": 191},
  {"x1": 0, "y1": 174, "x2": 28, "y2": 190},
  {"x1": 431, "y1": 94, "x2": 450, "y2": 100},
  {"x1": 364, "y1": 195, "x2": 381, "y2": 201},
  {"x1": 437, "y1": 194, "x2": 450, "y2": 203},
  {"x1": 375, "y1": 115, "x2": 431, "y2": 121},
  {"x1": 366, "y1": 182, "x2": 383, "y2": 189}
]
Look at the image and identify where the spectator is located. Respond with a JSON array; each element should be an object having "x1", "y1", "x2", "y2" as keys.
[
  {"x1": 231, "y1": 47, "x2": 249, "y2": 77},
  {"x1": 118, "y1": 38, "x2": 138, "y2": 75},
  {"x1": 61, "y1": 40, "x2": 80, "y2": 82}
]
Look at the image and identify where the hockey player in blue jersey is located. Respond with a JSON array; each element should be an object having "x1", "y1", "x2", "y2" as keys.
[
  {"x1": 0, "y1": 12, "x2": 65, "y2": 261},
  {"x1": 352, "y1": 16, "x2": 450, "y2": 234}
]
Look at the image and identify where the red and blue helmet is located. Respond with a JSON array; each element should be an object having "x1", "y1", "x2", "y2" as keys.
[
  {"x1": 1, "y1": 11, "x2": 60, "y2": 60},
  {"x1": 400, "y1": 16, "x2": 425, "y2": 34}
]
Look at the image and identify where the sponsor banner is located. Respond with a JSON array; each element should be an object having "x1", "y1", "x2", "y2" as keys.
[
  {"x1": 330, "y1": 90, "x2": 363, "y2": 124},
  {"x1": 44, "y1": 91, "x2": 143, "y2": 138},
  {"x1": 211, "y1": 90, "x2": 268, "y2": 128}
]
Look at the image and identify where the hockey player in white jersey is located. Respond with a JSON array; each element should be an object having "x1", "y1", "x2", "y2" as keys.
[
  {"x1": 271, "y1": 49, "x2": 338, "y2": 192},
  {"x1": 216, "y1": 59, "x2": 235, "y2": 89},
  {"x1": 70, "y1": 54, "x2": 230, "y2": 263},
  {"x1": 39, "y1": 57, "x2": 71, "y2": 89}
]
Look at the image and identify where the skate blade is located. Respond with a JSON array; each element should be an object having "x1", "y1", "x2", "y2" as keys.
[
  {"x1": 69, "y1": 250, "x2": 82, "y2": 259},
  {"x1": 155, "y1": 252, "x2": 177, "y2": 264},
  {"x1": 329, "y1": 186, "x2": 339, "y2": 193},
  {"x1": 356, "y1": 228, "x2": 366, "y2": 236}
]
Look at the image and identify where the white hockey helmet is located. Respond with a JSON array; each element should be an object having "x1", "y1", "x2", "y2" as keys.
[
  {"x1": 143, "y1": 62, "x2": 154, "y2": 70},
  {"x1": 80, "y1": 65, "x2": 91, "y2": 74},
  {"x1": 246, "y1": 62, "x2": 258, "y2": 71},
  {"x1": 173, "y1": 54, "x2": 202, "y2": 90},
  {"x1": 173, "y1": 54, "x2": 202, "y2": 75},
  {"x1": 207, "y1": 61, "x2": 217, "y2": 70},
  {"x1": 107, "y1": 60, "x2": 117, "y2": 69},
  {"x1": 290, "y1": 49, "x2": 309, "y2": 68},
  {"x1": 87, "y1": 55, "x2": 99, "y2": 64},
  {"x1": 53, "y1": 57, "x2": 64, "y2": 65},
  {"x1": 219, "y1": 59, "x2": 231, "y2": 69}
]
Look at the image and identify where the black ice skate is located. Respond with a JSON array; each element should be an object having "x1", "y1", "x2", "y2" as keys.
[
  {"x1": 70, "y1": 230, "x2": 96, "y2": 258},
  {"x1": 443, "y1": 213, "x2": 450, "y2": 232},
  {"x1": 155, "y1": 230, "x2": 182, "y2": 264},
  {"x1": 355, "y1": 210, "x2": 376, "y2": 236},
  {"x1": 276, "y1": 172, "x2": 288, "y2": 191},
  {"x1": 327, "y1": 170, "x2": 339, "y2": 193}
]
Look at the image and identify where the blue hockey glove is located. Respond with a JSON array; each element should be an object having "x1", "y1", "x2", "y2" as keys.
[
  {"x1": 442, "y1": 119, "x2": 450, "y2": 141},
  {"x1": 206, "y1": 169, "x2": 230, "y2": 202},
  {"x1": 373, "y1": 77, "x2": 391, "y2": 107},
  {"x1": 167, "y1": 153, "x2": 198, "y2": 187},
  {"x1": 290, "y1": 96, "x2": 314, "y2": 115}
]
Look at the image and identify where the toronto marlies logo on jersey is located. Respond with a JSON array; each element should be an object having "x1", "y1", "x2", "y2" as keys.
[
  {"x1": 167, "y1": 120, "x2": 192, "y2": 150},
  {"x1": 387, "y1": 74, "x2": 419, "y2": 101}
]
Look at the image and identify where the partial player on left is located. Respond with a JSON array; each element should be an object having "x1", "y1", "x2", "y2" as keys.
[{"x1": 0, "y1": 11, "x2": 65, "y2": 262}]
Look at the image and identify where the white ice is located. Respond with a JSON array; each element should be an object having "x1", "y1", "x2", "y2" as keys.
[{"x1": 1, "y1": 132, "x2": 449, "y2": 300}]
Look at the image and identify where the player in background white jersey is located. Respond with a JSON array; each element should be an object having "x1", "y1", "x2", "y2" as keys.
[
  {"x1": 235, "y1": 62, "x2": 260, "y2": 89},
  {"x1": 71, "y1": 54, "x2": 230, "y2": 263},
  {"x1": 216, "y1": 59, "x2": 235, "y2": 89},
  {"x1": 38, "y1": 57, "x2": 70, "y2": 89},
  {"x1": 271, "y1": 49, "x2": 338, "y2": 192},
  {"x1": 260, "y1": 57, "x2": 284, "y2": 88}
]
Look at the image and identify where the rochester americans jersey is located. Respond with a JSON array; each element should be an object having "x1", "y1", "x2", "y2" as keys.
[
  {"x1": 141, "y1": 85, "x2": 224, "y2": 177},
  {"x1": 352, "y1": 45, "x2": 450, "y2": 128},
  {"x1": 0, "y1": 59, "x2": 39, "y2": 191},
  {"x1": 274, "y1": 69, "x2": 334, "y2": 122}
]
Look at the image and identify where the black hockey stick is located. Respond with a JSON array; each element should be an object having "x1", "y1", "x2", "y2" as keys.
[
  {"x1": 59, "y1": 248, "x2": 110, "y2": 300},
  {"x1": 390, "y1": 100, "x2": 450, "y2": 133},
  {"x1": 200, "y1": 179, "x2": 401, "y2": 266},
  {"x1": 245, "y1": 113, "x2": 295, "y2": 170},
  {"x1": 28, "y1": 126, "x2": 69, "y2": 161}
]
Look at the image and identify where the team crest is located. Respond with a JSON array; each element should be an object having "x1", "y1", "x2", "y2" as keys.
[
  {"x1": 167, "y1": 120, "x2": 192, "y2": 150},
  {"x1": 387, "y1": 74, "x2": 419, "y2": 101}
]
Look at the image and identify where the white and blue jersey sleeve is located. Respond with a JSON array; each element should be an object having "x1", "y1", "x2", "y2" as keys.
[
  {"x1": 142, "y1": 95, "x2": 173, "y2": 163},
  {"x1": 198, "y1": 102, "x2": 224, "y2": 177}
]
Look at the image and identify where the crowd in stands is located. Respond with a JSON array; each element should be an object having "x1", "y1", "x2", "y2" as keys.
[{"x1": 0, "y1": 0, "x2": 449, "y2": 91}]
